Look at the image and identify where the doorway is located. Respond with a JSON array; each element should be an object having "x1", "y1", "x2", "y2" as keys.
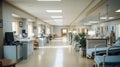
[{"x1": 61, "y1": 28, "x2": 68, "y2": 37}]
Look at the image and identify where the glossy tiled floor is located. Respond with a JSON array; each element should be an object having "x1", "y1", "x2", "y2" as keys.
[{"x1": 16, "y1": 37, "x2": 94, "y2": 67}]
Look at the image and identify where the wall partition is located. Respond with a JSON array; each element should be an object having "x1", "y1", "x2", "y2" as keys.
[{"x1": 0, "y1": 0, "x2": 3, "y2": 58}]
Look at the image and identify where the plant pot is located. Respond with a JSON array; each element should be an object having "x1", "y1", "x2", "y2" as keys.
[
  {"x1": 75, "y1": 45, "x2": 80, "y2": 52},
  {"x1": 81, "y1": 48, "x2": 86, "y2": 57}
]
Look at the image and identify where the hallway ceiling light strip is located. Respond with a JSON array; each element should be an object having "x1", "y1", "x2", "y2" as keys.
[
  {"x1": 37, "y1": 0, "x2": 61, "y2": 1},
  {"x1": 89, "y1": 21, "x2": 98, "y2": 23},
  {"x1": 12, "y1": 13, "x2": 20, "y2": 17},
  {"x1": 51, "y1": 16, "x2": 63, "y2": 18},
  {"x1": 46, "y1": 10, "x2": 62, "y2": 13},
  {"x1": 100, "y1": 16, "x2": 114, "y2": 20},
  {"x1": 54, "y1": 19, "x2": 63, "y2": 22}
]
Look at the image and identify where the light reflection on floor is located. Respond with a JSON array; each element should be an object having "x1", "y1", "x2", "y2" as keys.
[
  {"x1": 62, "y1": 36, "x2": 67, "y2": 42},
  {"x1": 53, "y1": 49, "x2": 63, "y2": 67},
  {"x1": 38, "y1": 46, "x2": 71, "y2": 48},
  {"x1": 16, "y1": 37, "x2": 94, "y2": 67}
]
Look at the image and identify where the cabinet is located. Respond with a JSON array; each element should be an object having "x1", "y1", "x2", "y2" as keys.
[
  {"x1": 86, "y1": 38, "x2": 107, "y2": 49},
  {"x1": 3, "y1": 45, "x2": 22, "y2": 62},
  {"x1": 21, "y1": 39, "x2": 34, "y2": 59}
]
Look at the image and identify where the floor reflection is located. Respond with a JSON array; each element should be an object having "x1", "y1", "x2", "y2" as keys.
[
  {"x1": 38, "y1": 46, "x2": 71, "y2": 48},
  {"x1": 54, "y1": 49, "x2": 63, "y2": 67},
  {"x1": 16, "y1": 37, "x2": 94, "y2": 67}
]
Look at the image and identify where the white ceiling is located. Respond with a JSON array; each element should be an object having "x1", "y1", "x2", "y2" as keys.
[{"x1": 6, "y1": 0, "x2": 101, "y2": 25}]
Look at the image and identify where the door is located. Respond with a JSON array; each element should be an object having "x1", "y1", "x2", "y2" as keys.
[{"x1": 61, "y1": 28, "x2": 68, "y2": 37}]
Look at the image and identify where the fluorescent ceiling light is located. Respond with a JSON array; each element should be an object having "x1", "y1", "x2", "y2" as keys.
[
  {"x1": 46, "y1": 10, "x2": 62, "y2": 13},
  {"x1": 100, "y1": 16, "x2": 114, "y2": 20},
  {"x1": 115, "y1": 9, "x2": 120, "y2": 12},
  {"x1": 44, "y1": 20, "x2": 54, "y2": 22},
  {"x1": 55, "y1": 22, "x2": 63, "y2": 25},
  {"x1": 84, "y1": 23, "x2": 91, "y2": 25},
  {"x1": 54, "y1": 19, "x2": 63, "y2": 22},
  {"x1": 54, "y1": 19, "x2": 63, "y2": 21},
  {"x1": 27, "y1": 19, "x2": 33, "y2": 21},
  {"x1": 100, "y1": 17, "x2": 107, "y2": 19},
  {"x1": 51, "y1": 16, "x2": 63, "y2": 18},
  {"x1": 12, "y1": 13, "x2": 19, "y2": 17},
  {"x1": 37, "y1": 0, "x2": 61, "y2": 1},
  {"x1": 89, "y1": 21, "x2": 98, "y2": 24}
]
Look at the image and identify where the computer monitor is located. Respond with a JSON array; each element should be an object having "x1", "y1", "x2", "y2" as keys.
[{"x1": 4, "y1": 32, "x2": 14, "y2": 45}]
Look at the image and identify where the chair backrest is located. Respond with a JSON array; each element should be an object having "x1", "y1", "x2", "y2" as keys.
[{"x1": 0, "y1": 61, "x2": 2, "y2": 67}]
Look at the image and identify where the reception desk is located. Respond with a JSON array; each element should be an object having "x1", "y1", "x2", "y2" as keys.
[
  {"x1": 3, "y1": 44, "x2": 22, "y2": 62},
  {"x1": 19, "y1": 38, "x2": 34, "y2": 59}
]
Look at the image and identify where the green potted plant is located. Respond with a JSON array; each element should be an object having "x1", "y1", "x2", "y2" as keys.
[
  {"x1": 68, "y1": 32, "x2": 73, "y2": 45},
  {"x1": 79, "y1": 32, "x2": 86, "y2": 57},
  {"x1": 74, "y1": 34, "x2": 80, "y2": 42},
  {"x1": 73, "y1": 34, "x2": 80, "y2": 51}
]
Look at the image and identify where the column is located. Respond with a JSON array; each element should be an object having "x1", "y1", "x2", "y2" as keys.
[{"x1": 0, "y1": 0, "x2": 3, "y2": 58}]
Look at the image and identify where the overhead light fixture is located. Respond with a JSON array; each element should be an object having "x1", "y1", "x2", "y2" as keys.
[
  {"x1": 84, "y1": 23, "x2": 91, "y2": 25},
  {"x1": 46, "y1": 10, "x2": 62, "y2": 13},
  {"x1": 54, "y1": 19, "x2": 63, "y2": 22},
  {"x1": 54, "y1": 19, "x2": 63, "y2": 21},
  {"x1": 100, "y1": 17, "x2": 107, "y2": 19},
  {"x1": 44, "y1": 20, "x2": 54, "y2": 22},
  {"x1": 100, "y1": 16, "x2": 114, "y2": 20},
  {"x1": 12, "y1": 13, "x2": 19, "y2": 17},
  {"x1": 27, "y1": 19, "x2": 33, "y2": 22},
  {"x1": 115, "y1": 9, "x2": 120, "y2": 12},
  {"x1": 89, "y1": 21, "x2": 98, "y2": 24},
  {"x1": 37, "y1": 0, "x2": 61, "y2": 1},
  {"x1": 51, "y1": 16, "x2": 63, "y2": 18}
]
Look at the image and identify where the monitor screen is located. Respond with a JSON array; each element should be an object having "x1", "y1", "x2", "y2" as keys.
[{"x1": 4, "y1": 32, "x2": 14, "y2": 44}]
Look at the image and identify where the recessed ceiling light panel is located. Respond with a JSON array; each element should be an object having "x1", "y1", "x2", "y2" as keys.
[
  {"x1": 12, "y1": 13, "x2": 19, "y2": 17},
  {"x1": 46, "y1": 10, "x2": 62, "y2": 13},
  {"x1": 54, "y1": 19, "x2": 63, "y2": 21},
  {"x1": 89, "y1": 21, "x2": 98, "y2": 23},
  {"x1": 51, "y1": 16, "x2": 63, "y2": 18},
  {"x1": 27, "y1": 19, "x2": 33, "y2": 22},
  {"x1": 100, "y1": 16, "x2": 114, "y2": 20},
  {"x1": 100, "y1": 17, "x2": 107, "y2": 19},
  {"x1": 54, "y1": 19, "x2": 63, "y2": 23}
]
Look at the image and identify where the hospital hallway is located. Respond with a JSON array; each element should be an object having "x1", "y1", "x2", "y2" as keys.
[{"x1": 16, "y1": 37, "x2": 94, "y2": 67}]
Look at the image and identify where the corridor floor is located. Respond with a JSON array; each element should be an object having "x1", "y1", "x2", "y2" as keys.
[{"x1": 16, "y1": 37, "x2": 94, "y2": 67}]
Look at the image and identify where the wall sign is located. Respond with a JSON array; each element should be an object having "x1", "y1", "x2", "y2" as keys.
[{"x1": 19, "y1": 21, "x2": 23, "y2": 27}]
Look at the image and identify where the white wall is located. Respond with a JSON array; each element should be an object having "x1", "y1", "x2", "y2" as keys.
[
  {"x1": 2, "y1": 2, "x2": 51, "y2": 38},
  {"x1": 53, "y1": 26, "x2": 70, "y2": 37},
  {"x1": 91, "y1": 19, "x2": 120, "y2": 39},
  {"x1": 2, "y1": 2, "x2": 35, "y2": 34}
]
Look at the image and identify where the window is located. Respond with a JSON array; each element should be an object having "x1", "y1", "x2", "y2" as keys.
[{"x1": 12, "y1": 21, "x2": 19, "y2": 35}]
